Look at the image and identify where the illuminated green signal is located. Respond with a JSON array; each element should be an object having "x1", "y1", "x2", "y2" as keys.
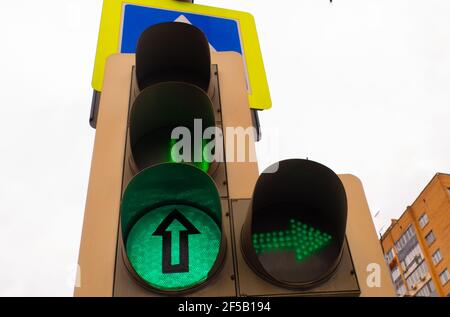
[
  {"x1": 120, "y1": 163, "x2": 223, "y2": 293},
  {"x1": 252, "y1": 219, "x2": 332, "y2": 262},
  {"x1": 126, "y1": 205, "x2": 221, "y2": 291}
]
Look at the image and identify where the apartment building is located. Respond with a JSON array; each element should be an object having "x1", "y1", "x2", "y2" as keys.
[{"x1": 381, "y1": 173, "x2": 450, "y2": 297}]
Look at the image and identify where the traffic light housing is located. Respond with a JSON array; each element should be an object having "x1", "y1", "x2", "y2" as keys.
[
  {"x1": 119, "y1": 23, "x2": 228, "y2": 295},
  {"x1": 75, "y1": 22, "x2": 395, "y2": 297},
  {"x1": 241, "y1": 159, "x2": 348, "y2": 289}
]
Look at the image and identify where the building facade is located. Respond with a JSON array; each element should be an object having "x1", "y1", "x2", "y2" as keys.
[{"x1": 381, "y1": 173, "x2": 450, "y2": 297}]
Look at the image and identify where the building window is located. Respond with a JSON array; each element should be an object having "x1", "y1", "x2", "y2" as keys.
[
  {"x1": 447, "y1": 187, "x2": 450, "y2": 195},
  {"x1": 415, "y1": 280, "x2": 436, "y2": 297},
  {"x1": 406, "y1": 261, "x2": 429, "y2": 290},
  {"x1": 425, "y1": 231, "x2": 436, "y2": 246},
  {"x1": 440, "y1": 269, "x2": 450, "y2": 286},
  {"x1": 406, "y1": 245, "x2": 422, "y2": 267},
  {"x1": 385, "y1": 248, "x2": 395, "y2": 263},
  {"x1": 418, "y1": 213, "x2": 429, "y2": 229},
  {"x1": 432, "y1": 249, "x2": 443, "y2": 266},
  {"x1": 391, "y1": 266, "x2": 401, "y2": 281},
  {"x1": 401, "y1": 244, "x2": 423, "y2": 274},
  {"x1": 396, "y1": 283, "x2": 406, "y2": 296},
  {"x1": 395, "y1": 225, "x2": 416, "y2": 252}
]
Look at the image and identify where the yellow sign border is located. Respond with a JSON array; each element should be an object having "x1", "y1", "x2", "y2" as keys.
[{"x1": 92, "y1": 0, "x2": 271, "y2": 110}]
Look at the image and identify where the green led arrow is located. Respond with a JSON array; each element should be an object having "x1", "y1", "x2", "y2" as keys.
[{"x1": 252, "y1": 219, "x2": 333, "y2": 262}]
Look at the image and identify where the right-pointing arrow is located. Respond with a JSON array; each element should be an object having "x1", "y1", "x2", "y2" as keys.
[{"x1": 252, "y1": 219, "x2": 332, "y2": 262}]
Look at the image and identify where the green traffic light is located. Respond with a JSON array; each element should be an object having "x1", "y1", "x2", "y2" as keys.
[
  {"x1": 120, "y1": 163, "x2": 223, "y2": 293},
  {"x1": 126, "y1": 205, "x2": 221, "y2": 291},
  {"x1": 252, "y1": 219, "x2": 332, "y2": 262}
]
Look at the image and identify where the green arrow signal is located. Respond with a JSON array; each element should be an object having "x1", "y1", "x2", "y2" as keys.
[
  {"x1": 153, "y1": 209, "x2": 200, "y2": 274},
  {"x1": 125, "y1": 205, "x2": 221, "y2": 291},
  {"x1": 252, "y1": 219, "x2": 333, "y2": 262}
]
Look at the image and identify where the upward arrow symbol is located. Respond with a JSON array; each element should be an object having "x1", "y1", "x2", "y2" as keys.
[{"x1": 153, "y1": 209, "x2": 200, "y2": 273}]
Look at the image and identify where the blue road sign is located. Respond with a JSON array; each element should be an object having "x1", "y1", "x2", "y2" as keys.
[{"x1": 121, "y1": 4, "x2": 243, "y2": 55}]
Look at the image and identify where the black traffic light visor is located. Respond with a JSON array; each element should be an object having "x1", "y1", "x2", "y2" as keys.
[
  {"x1": 136, "y1": 22, "x2": 211, "y2": 92},
  {"x1": 121, "y1": 163, "x2": 222, "y2": 243},
  {"x1": 129, "y1": 82, "x2": 216, "y2": 172}
]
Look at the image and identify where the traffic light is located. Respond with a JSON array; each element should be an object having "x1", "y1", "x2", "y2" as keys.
[
  {"x1": 118, "y1": 22, "x2": 228, "y2": 295},
  {"x1": 241, "y1": 159, "x2": 347, "y2": 289},
  {"x1": 120, "y1": 164, "x2": 226, "y2": 294},
  {"x1": 76, "y1": 21, "x2": 395, "y2": 297}
]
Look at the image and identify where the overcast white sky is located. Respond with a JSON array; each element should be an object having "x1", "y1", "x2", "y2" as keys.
[{"x1": 0, "y1": 0, "x2": 448, "y2": 296}]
